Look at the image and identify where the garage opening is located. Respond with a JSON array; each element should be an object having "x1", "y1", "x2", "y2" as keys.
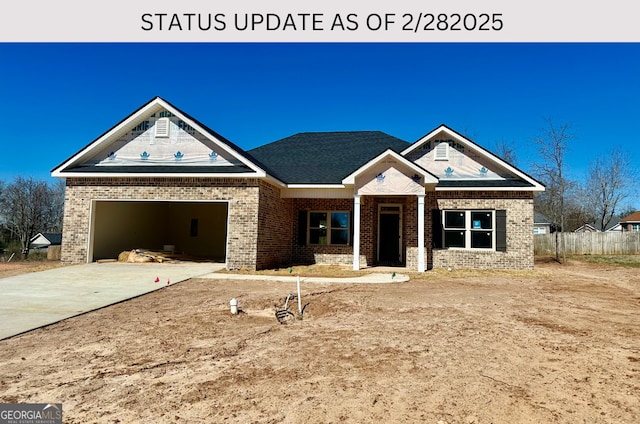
[{"x1": 89, "y1": 201, "x2": 228, "y2": 262}]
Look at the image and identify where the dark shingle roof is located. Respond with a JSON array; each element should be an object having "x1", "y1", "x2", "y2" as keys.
[
  {"x1": 604, "y1": 216, "x2": 621, "y2": 230},
  {"x1": 42, "y1": 233, "x2": 62, "y2": 245},
  {"x1": 534, "y1": 211, "x2": 552, "y2": 224},
  {"x1": 248, "y1": 131, "x2": 410, "y2": 184}
]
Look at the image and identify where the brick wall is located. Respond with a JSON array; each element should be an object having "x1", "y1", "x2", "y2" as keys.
[
  {"x1": 291, "y1": 198, "x2": 365, "y2": 266},
  {"x1": 256, "y1": 181, "x2": 294, "y2": 270},
  {"x1": 291, "y1": 196, "x2": 417, "y2": 268},
  {"x1": 288, "y1": 192, "x2": 535, "y2": 270},
  {"x1": 62, "y1": 177, "x2": 261, "y2": 270},
  {"x1": 62, "y1": 177, "x2": 535, "y2": 271},
  {"x1": 429, "y1": 191, "x2": 535, "y2": 270}
]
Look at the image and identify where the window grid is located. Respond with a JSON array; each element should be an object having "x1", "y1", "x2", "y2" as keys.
[
  {"x1": 443, "y1": 210, "x2": 495, "y2": 249},
  {"x1": 308, "y1": 211, "x2": 350, "y2": 246}
]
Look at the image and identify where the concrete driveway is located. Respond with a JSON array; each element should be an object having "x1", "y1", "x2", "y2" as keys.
[{"x1": 0, "y1": 262, "x2": 224, "y2": 340}]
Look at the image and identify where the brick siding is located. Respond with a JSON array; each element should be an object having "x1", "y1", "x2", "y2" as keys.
[
  {"x1": 291, "y1": 198, "x2": 363, "y2": 266},
  {"x1": 62, "y1": 177, "x2": 261, "y2": 270},
  {"x1": 290, "y1": 191, "x2": 534, "y2": 270},
  {"x1": 256, "y1": 181, "x2": 294, "y2": 270},
  {"x1": 429, "y1": 191, "x2": 535, "y2": 270},
  {"x1": 62, "y1": 177, "x2": 534, "y2": 271}
]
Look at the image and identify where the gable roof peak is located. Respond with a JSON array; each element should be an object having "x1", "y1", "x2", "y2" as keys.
[
  {"x1": 401, "y1": 123, "x2": 545, "y2": 192},
  {"x1": 51, "y1": 96, "x2": 268, "y2": 179}
]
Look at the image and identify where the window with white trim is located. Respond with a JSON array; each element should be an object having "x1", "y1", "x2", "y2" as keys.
[
  {"x1": 443, "y1": 210, "x2": 495, "y2": 249},
  {"x1": 308, "y1": 211, "x2": 350, "y2": 245},
  {"x1": 533, "y1": 226, "x2": 547, "y2": 235}
]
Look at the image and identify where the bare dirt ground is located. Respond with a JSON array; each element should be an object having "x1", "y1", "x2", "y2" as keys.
[
  {"x1": 0, "y1": 258, "x2": 639, "y2": 423},
  {"x1": 0, "y1": 260, "x2": 65, "y2": 278}
]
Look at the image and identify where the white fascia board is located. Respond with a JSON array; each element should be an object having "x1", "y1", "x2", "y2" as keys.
[
  {"x1": 401, "y1": 125, "x2": 446, "y2": 156},
  {"x1": 435, "y1": 185, "x2": 544, "y2": 192},
  {"x1": 52, "y1": 97, "x2": 268, "y2": 177},
  {"x1": 342, "y1": 149, "x2": 438, "y2": 185},
  {"x1": 154, "y1": 98, "x2": 267, "y2": 176},
  {"x1": 52, "y1": 100, "x2": 164, "y2": 175},
  {"x1": 55, "y1": 171, "x2": 264, "y2": 179},
  {"x1": 263, "y1": 175, "x2": 286, "y2": 187},
  {"x1": 287, "y1": 184, "x2": 346, "y2": 189},
  {"x1": 403, "y1": 125, "x2": 545, "y2": 192}
]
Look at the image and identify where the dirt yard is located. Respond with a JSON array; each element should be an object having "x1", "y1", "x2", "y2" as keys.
[
  {"x1": 0, "y1": 258, "x2": 638, "y2": 423},
  {"x1": 0, "y1": 260, "x2": 65, "y2": 278}
]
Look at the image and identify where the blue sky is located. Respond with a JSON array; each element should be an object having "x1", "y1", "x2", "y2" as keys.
[{"x1": 0, "y1": 43, "x2": 638, "y2": 207}]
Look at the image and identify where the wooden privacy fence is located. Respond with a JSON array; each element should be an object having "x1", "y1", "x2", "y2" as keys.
[
  {"x1": 534, "y1": 232, "x2": 640, "y2": 255},
  {"x1": 47, "y1": 245, "x2": 62, "y2": 260}
]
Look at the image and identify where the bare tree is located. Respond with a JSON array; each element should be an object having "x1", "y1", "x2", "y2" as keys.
[
  {"x1": 532, "y1": 119, "x2": 574, "y2": 263},
  {"x1": 493, "y1": 138, "x2": 518, "y2": 165},
  {"x1": 48, "y1": 179, "x2": 66, "y2": 232},
  {"x1": 583, "y1": 148, "x2": 635, "y2": 231},
  {"x1": 0, "y1": 176, "x2": 64, "y2": 258},
  {"x1": 618, "y1": 204, "x2": 637, "y2": 219}
]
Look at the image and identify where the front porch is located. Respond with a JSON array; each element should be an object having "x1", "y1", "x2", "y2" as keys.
[{"x1": 291, "y1": 194, "x2": 428, "y2": 271}]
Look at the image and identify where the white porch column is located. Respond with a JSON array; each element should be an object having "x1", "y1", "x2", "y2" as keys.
[
  {"x1": 417, "y1": 195, "x2": 425, "y2": 272},
  {"x1": 353, "y1": 194, "x2": 361, "y2": 270}
]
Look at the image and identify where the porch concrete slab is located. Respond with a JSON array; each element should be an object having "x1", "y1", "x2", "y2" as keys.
[
  {"x1": 0, "y1": 262, "x2": 224, "y2": 340},
  {"x1": 200, "y1": 271, "x2": 410, "y2": 284}
]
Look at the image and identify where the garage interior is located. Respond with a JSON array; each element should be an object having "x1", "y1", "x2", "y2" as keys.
[{"x1": 90, "y1": 201, "x2": 228, "y2": 262}]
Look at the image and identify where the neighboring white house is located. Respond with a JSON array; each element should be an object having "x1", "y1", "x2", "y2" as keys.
[
  {"x1": 533, "y1": 212, "x2": 552, "y2": 235},
  {"x1": 574, "y1": 216, "x2": 622, "y2": 233},
  {"x1": 29, "y1": 232, "x2": 62, "y2": 250}
]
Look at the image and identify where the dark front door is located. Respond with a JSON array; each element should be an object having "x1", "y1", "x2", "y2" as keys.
[{"x1": 379, "y1": 213, "x2": 401, "y2": 265}]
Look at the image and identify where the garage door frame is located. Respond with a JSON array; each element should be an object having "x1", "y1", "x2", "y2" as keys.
[{"x1": 87, "y1": 199, "x2": 230, "y2": 263}]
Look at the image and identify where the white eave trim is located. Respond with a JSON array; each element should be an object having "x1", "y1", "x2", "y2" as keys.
[
  {"x1": 287, "y1": 184, "x2": 346, "y2": 189},
  {"x1": 435, "y1": 185, "x2": 542, "y2": 192},
  {"x1": 342, "y1": 149, "x2": 439, "y2": 185},
  {"x1": 55, "y1": 171, "x2": 266, "y2": 179},
  {"x1": 51, "y1": 97, "x2": 268, "y2": 177},
  {"x1": 403, "y1": 125, "x2": 545, "y2": 192}
]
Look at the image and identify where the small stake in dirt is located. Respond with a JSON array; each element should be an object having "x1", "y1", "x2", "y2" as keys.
[{"x1": 297, "y1": 276, "x2": 302, "y2": 315}]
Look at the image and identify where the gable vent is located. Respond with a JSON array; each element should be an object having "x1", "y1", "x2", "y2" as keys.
[
  {"x1": 155, "y1": 117, "x2": 170, "y2": 137},
  {"x1": 434, "y1": 142, "x2": 449, "y2": 160}
]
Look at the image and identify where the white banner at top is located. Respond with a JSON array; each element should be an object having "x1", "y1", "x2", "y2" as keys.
[{"x1": 1, "y1": 0, "x2": 639, "y2": 42}]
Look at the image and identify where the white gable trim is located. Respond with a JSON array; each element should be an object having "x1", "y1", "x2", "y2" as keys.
[
  {"x1": 286, "y1": 184, "x2": 345, "y2": 189},
  {"x1": 402, "y1": 125, "x2": 545, "y2": 192},
  {"x1": 435, "y1": 186, "x2": 542, "y2": 192},
  {"x1": 342, "y1": 149, "x2": 439, "y2": 185},
  {"x1": 52, "y1": 97, "x2": 267, "y2": 178}
]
